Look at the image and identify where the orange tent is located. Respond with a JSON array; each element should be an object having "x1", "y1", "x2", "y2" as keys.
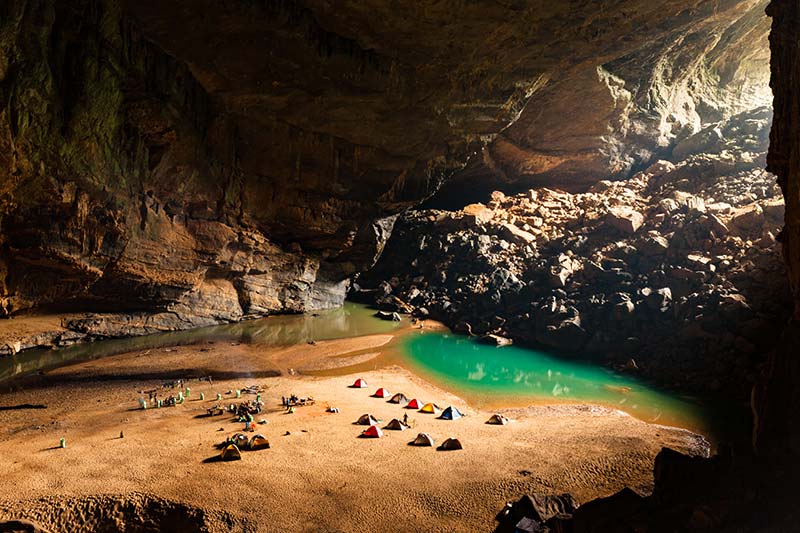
[
  {"x1": 405, "y1": 398, "x2": 423, "y2": 409},
  {"x1": 373, "y1": 387, "x2": 390, "y2": 398},
  {"x1": 351, "y1": 378, "x2": 368, "y2": 388},
  {"x1": 361, "y1": 424, "x2": 383, "y2": 438}
]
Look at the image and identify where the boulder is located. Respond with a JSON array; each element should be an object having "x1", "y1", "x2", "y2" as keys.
[
  {"x1": 462, "y1": 203, "x2": 494, "y2": 225},
  {"x1": 639, "y1": 234, "x2": 670, "y2": 255},
  {"x1": 478, "y1": 334, "x2": 513, "y2": 347},
  {"x1": 501, "y1": 223, "x2": 537, "y2": 244},
  {"x1": 374, "y1": 311, "x2": 402, "y2": 322},
  {"x1": 606, "y1": 207, "x2": 644, "y2": 234},
  {"x1": 730, "y1": 204, "x2": 765, "y2": 233}
]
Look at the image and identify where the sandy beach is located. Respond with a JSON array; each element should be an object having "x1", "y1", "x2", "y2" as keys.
[{"x1": 0, "y1": 331, "x2": 708, "y2": 532}]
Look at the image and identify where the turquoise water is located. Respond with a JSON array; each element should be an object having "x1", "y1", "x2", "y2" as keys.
[
  {"x1": 401, "y1": 331, "x2": 714, "y2": 433},
  {"x1": 0, "y1": 303, "x2": 401, "y2": 383},
  {"x1": 2, "y1": 305, "x2": 740, "y2": 438}
]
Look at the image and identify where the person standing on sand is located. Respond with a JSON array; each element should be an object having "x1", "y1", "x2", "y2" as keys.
[{"x1": 403, "y1": 413, "x2": 409, "y2": 426}]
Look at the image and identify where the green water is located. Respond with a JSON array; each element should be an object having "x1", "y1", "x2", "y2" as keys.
[
  {"x1": 0, "y1": 303, "x2": 401, "y2": 382},
  {"x1": 402, "y1": 331, "x2": 716, "y2": 434},
  {"x1": 2, "y1": 305, "x2": 741, "y2": 439}
]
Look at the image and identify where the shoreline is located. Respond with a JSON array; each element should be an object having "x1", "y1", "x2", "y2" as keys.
[{"x1": 0, "y1": 331, "x2": 710, "y2": 531}]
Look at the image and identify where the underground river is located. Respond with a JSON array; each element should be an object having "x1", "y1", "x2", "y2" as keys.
[{"x1": 0, "y1": 303, "x2": 743, "y2": 441}]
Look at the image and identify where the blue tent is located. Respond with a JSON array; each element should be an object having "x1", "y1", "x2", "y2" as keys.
[{"x1": 440, "y1": 406, "x2": 463, "y2": 420}]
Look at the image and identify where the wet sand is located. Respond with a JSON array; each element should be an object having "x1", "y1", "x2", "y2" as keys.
[{"x1": 0, "y1": 332, "x2": 708, "y2": 532}]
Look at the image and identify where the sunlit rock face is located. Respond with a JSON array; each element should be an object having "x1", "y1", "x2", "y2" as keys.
[
  {"x1": 0, "y1": 0, "x2": 773, "y2": 330},
  {"x1": 433, "y1": 0, "x2": 771, "y2": 205}
]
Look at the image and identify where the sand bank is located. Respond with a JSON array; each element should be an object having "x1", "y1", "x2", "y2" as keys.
[{"x1": 0, "y1": 333, "x2": 707, "y2": 532}]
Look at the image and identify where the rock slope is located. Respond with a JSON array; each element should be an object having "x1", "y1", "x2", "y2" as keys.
[{"x1": 355, "y1": 107, "x2": 790, "y2": 395}]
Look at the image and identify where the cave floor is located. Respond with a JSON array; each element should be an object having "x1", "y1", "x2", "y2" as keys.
[{"x1": 0, "y1": 332, "x2": 707, "y2": 532}]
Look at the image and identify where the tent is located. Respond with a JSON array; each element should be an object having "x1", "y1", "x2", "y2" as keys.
[
  {"x1": 487, "y1": 413, "x2": 510, "y2": 425},
  {"x1": 361, "y1": 424, "x2": 383, "y2": 438},
  {"x1": 356, "y1": 413, "x2": 379, "y2": 426},
  {"x1": 440, "y1": 406, "x2": 463, "y2": 420},
  {"x1": 249, "y1": 434, "x2": 270, "y2": 450},
  {"x1": 405, "y1": 398, "x2": 423, "y2": 409},
  {"x1": 350, "y1": 378, "x2": 368, "y2": 388},
  {"x1": 373, "y1": 387, "x2": 391, "y2": 398},
  {"x1": 230, "y1": 433, "x2": 249, "y2": 448},
  {"x1": 220, "y1": 444, "x2": 242, "y2": 461},
  {"x1": 384, "y1": 419, "x2": 409, "y2": 431},
  {"x1": 419, "y1": 402, "x2": 440, "y2": 415},
  {"x1": 438, "y1": 437, "x2": 463, "y2": 451},
  {"x1": 388, "y1": 392, "x2": 409, "y2": 404},
  {"x1": 411, "y1": 433, "x2": 435, "y2": 447}
]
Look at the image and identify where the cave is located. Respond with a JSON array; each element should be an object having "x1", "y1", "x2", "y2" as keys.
[{"x1": 0, "y1": 0, "x2": 798, "y2": 531}]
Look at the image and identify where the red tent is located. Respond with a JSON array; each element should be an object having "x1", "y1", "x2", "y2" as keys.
[
  {"x1": 362, "y1": 424, "x2": 383, "y2": 438},
  {"x1": 405, "y1": 398, "x2": 423, "y2": 409},
  {"x1": 351, "y1": 378, "x2": 368, "y2": 388},
  {"x1": 373, "y1": 387, "x2": 390, "y2": 398}
]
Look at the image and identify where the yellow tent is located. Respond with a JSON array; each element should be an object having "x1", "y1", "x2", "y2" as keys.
[
  {"x1": 420, "y1": 403, "x2": 439, "y2": 414},
  {"x1": 220, "y1": 444, "x2": 242, "y2": 461}
]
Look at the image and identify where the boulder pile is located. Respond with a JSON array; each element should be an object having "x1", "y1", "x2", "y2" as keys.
[{"x1": 354, "y1": 107, "x2": 790, "y2": 396}]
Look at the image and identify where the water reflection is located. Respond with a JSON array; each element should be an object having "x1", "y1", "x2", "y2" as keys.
[{"x1": 0, "y1": 303, "x2": 400, "y2": 382}]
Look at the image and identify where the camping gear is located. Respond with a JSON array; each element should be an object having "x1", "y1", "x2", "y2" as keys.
[
  {"x1": 440, "y1": 406, "x2": 463, "y2": 420},
  {"x1": 249, "y1": 434, "x2": 270, "y2": 450},
  {"x1": 439, "y1": 437, "x2": 463, "y2": 451},
  {"x1": 388, "y1": 393, "x2": 408, "y2": 404},
  {"x1": 220, "y1": 444, "x2": 242, "y2": 461},
  {"x1": 356, "y1": 414, "x2": 379, "y2": 426},
  {"x1": 487, "y1": 414, "x2": 510, "y2": 425},
  {"x1": 419, "y1": 403, "x2": 440, "y2": 415},
  {"x1": 361, "y1": 425, "x2": 383, "y2": 438},
  {"x1": 384, "y1": 419, "x2": 409, "y2": 431},
  {"x1": 351, "y1": 378, "x2": 368, "y2": 388},
  {"x1": 373, "y1": 387, "x2": 390, "y2": 398},
  {"x1": 405, "y1": 398, "x2": 423, "y2": 409},
  {"x1": 411, "y1": 433, "x2": 434, "y2": 447}
]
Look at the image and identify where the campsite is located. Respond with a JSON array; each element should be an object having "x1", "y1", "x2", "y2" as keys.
[{"x1": 0, "y1": 331, "x2": 708, "y2": 531}]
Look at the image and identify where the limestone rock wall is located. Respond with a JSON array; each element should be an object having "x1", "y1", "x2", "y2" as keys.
[
  {"x1": 432, "y1": 0, "x2": 772, "y2": 205},
  {"x1": 0, "y1": 0, "x2": 778, "y2": 333}
]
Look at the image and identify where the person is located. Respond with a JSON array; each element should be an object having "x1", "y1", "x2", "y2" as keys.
[
  {"x1": 403, "y1": 413, "x2": 408, "y2": 426},
  {"x1": 282, "y1": 396, "x2": 286, "y2": 408},
  {"x1": 244, "y1": 412, "x2": 254, "y2": 432}
]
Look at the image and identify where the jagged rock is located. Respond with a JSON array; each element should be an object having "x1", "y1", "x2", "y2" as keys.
[
  {"x1": 643, "y1": 287, "x2": 672, "y2": 311},
  {"x1": 606, "y1": 207, "x2": 645, "y2": 234},
  {"x1": 374, "y1": 311, "x2": 402, "y2": 322},
  {"x1": 463, "y1": 203, "x2": 495, "y2": 225},
  {"x1": 731, "y1": 204, "x2": 765, "y2": 233},
  {"x1": 496, "y1": 493, "x2": 578, "y2": 533},
  {"x1": 501, "y1": 223, "x2": 537, "y2": 245}
]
